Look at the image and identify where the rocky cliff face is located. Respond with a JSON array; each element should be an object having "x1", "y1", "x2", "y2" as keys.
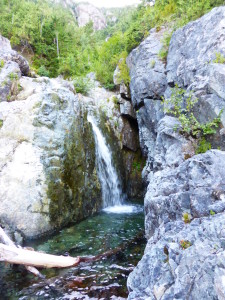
[
  {"x1": 75, "y1": 3, "x2": 107, "y2": 30},
  {"x1": 127, "y1": 7, "x2": 225, "y2": 299},
  {"x1": 53, "y1": 0, "x2": 106, "y2": 30}
]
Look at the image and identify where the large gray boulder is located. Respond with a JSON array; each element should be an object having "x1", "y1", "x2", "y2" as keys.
[{"x1": 0, "y1": 76, "x2": 101, "y2": 239}]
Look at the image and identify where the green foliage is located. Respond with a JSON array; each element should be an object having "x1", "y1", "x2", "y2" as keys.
[
  {"x1": 37, "y1": 65, "x2": 49, "y2": 77},
  {"x1": 163, "y1": 85, "x2": 222, "y2": 138},
  {"x1": 73, "y1": 76, "x2": 93, "y2": 95},
  {"x1": 210, "y1": 210, "x2": 216, "y2": 216},
  {"x1": 0, "y1": 0, "x2": 224, "y2": 88},
  {"x1": 117, "y1": 54, "x2": 130, "y2": 86},
  {"x1": 133, "y1": 161, "x2": 141, "y2": 172},
  {"x1": 196, "y1": 137, "x2": 211, "y2": 154},
  {"x1": 0, "y1": 60, "x2": 4, "y2": 69},
  {"x1": 180, "y1": 240, "x2": 192, "y2": 250},
  {"x1": 0, "y1": 120, "x2": 3, "y2": 128},
  {"x1": 112, "y1": 96, "x2": 120, "y2": 107},
  {"x1": 9, "y1": 72, "x2": 18, "y2": 80},
  {"x1": 158, "y1": 31, "x2": 173, "y2": 62},
  {"x1": 213, "y1": 52, "x2": 225, "y2": 64},
  {"x1": 182, "y1": 212, "x2": 191, "y2": 224}
]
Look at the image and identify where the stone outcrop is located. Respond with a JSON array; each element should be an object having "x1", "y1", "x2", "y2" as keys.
[
  {"x1": 0, "y1": 36, "x2": 30, "y2": 102},
  {"x1": 0, "y1": 75, "x2": 102, "y2": 239},
  {"x1": 76, "y1": 3, "x2": 106, "y2": 31},
  {"x1": 53, "y1": 0, "x2": 106, "y2": 30},
  {"x1": 127, "y1": 7, "x2": 225, "y2": 299}
]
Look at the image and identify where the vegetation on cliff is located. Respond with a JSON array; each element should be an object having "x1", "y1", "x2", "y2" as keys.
[{"x1": 0, "y1": 0, "x2": 224, "y2": 89}]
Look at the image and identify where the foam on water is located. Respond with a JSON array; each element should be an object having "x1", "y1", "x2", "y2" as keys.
[{"x1": 103, "y1": 205, "x2": 143, "y2": 214}]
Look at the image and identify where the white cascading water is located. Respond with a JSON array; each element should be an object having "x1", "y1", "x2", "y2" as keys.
[{"x1": 87, "y1": 115, "x2": 125, "y2": 209}]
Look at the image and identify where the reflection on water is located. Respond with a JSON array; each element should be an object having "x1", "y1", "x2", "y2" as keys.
[{"x1": 0, "y1": 205, "x2": 145, "y2": 299}]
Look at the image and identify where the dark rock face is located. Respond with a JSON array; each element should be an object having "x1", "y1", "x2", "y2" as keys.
[{"x1": 127, "y1": 7, "x2": 225, "y2": 300}]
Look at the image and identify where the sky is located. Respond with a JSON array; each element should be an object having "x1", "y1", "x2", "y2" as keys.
[{"x1": 76, "y1": 0, "x2": 142, "y2": 8}]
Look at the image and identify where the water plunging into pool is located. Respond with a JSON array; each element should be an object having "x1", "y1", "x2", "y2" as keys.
[{"x1": 88, "y1": 115, "x2": 138, "y2": 214}]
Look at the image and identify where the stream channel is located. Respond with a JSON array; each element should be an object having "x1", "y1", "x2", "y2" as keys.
[{"x1": 0, "y1": 115, "x2": 146, "y2": 299}]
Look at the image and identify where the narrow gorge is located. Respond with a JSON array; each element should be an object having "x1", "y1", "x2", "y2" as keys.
[{"x1": 1, "y1": 0, "x2": 225, "y2": 299}]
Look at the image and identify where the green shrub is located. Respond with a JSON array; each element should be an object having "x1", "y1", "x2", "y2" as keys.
[
  {"x1": 180, "y1": 240, "x2": 192, "y2": 250},
  {"x1": 183, "y1": 212, "x2": 192, "y2": 224},
  {"x1": 213, "y1": 52, "x2": 225, "y2": 64},
  {"x1": 196, "y1": 137, "x2": 211, "y2": 154},
  {"x1": 9, "y1": 73, "x2": 19, "y2": 80},
  {"x1": 163, "y1": 85, "x2": 222, "y2": 138},
  {"x1": 0, "y1": 60, "x2": 4, "y2": 69},
  {"x1": 210, "y1": 210, "x2": 216, "y2": 216},
  {"x1": 158, "y1": 31, "x2": 173, "y2": 62},
  {"x1": 73, "y1": 76, "x2": 93, "y2": 95},
  {"x1": 37, "y1": 66, "x2": 50, "y2": 77},
  {"x1": 117, "y1": 55, "x2": 130, "y2": 86}
]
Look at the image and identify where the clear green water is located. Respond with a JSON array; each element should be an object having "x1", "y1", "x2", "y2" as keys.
[{"x1": 0, "y1": 205, "x2": 145, "y2": 300}]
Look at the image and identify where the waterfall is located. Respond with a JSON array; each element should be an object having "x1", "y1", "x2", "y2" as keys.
[{"x1": 88, "y1": 115, "x2": 125, "y2": 208}]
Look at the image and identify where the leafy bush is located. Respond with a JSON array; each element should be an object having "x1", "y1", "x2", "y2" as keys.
[
  {"x1": 116, "y1": 54, "x2": 130, "y2": 87},
  {"x1": 73, "y1": 76, "x2": 93, "y2": 95},
  {"x1": 163, "y1": 85, "x2": 222, "y2": 138},
  {"x1": 37, "y1": 66, "x2": 50, "y2": 77},
  {"x1": 196, "y1": 137, "x2": 211, "y2": 154}
]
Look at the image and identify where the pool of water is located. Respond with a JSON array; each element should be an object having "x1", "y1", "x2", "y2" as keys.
[{"x1": 0, "y1": 204, "x2": 145, "y2": 300}]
